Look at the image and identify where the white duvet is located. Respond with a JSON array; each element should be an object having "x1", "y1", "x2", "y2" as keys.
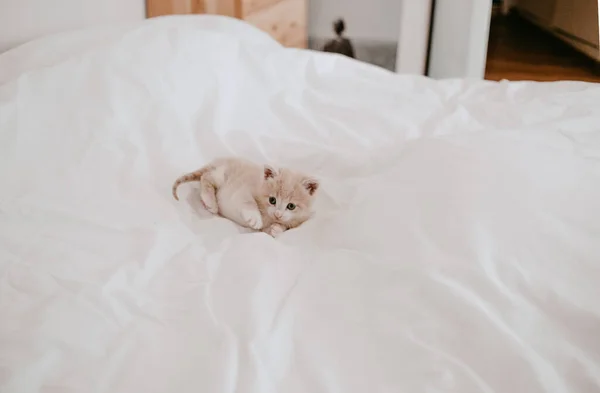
[{"x1": 1, "y1": 15, "x2": 600, "y2": 393}]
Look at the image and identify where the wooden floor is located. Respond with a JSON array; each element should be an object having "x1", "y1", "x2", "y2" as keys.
[{"x1": 485, "y1": 13, "x2": 600, "y2": 82}]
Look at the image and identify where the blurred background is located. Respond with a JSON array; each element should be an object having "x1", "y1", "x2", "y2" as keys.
[
  {"x1": 0, "y1": 0, "x2": 598, "y2": 82},
  {"x1": 486, "y1": 0, "x2": 600, "y2": 82}
]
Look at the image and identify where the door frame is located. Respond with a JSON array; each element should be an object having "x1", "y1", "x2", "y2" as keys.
[
  {"x1": 426, "y1": 0, "x2": 492, "y2": 79},
  {"x1": 395, "y1": 0, "x2": 434, "y2": 74}
]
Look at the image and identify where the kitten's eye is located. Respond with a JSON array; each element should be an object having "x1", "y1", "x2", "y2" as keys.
[
  {"x1": 269, "y1": 197, "x2": 276, "y2": 205},
  {"x1": 286, "y1": 203, "x2": 296, "y2": 211}
]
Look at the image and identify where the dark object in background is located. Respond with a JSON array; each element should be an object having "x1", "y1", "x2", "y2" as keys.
[{"x1": 322, "y1": 19, "x2": 355, "y2": 58}]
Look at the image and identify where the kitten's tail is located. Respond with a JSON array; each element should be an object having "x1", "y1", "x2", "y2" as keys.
[{"x1": 172, "y1": 166, "x2": 211, "y2": 201}]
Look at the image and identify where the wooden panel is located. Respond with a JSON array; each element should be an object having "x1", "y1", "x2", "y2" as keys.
[
  {"x1": 243, "y1": 0, "x2": 306, "y2": 48},
  {"x1": 146, "y1": 0, "x2": 205, "y2": 17},
  {"x1": 147, "y1": 0, "x2": 241, "y2": 18},
  {"x1": 242, "y1": 0, "x2": 280, "y2": 15},
  {"x1": 145, "y1": 0, "x2": 306, "y2": 48},
  {"x1": 204, "y1": 0, "x2": 242, "y2": 18}
]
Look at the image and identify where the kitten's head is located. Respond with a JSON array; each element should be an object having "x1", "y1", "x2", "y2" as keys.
[{"x1": 259, "y1": 165, "x2": 319, "y2": 226}]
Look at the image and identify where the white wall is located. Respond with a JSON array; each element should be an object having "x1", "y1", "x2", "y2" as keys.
[
  {"x1": 309, "y1": 0, "x2": 403, "y2": 42},
  {"x1": 0, "y1": 0, "x2": 145, "y2": 52}
]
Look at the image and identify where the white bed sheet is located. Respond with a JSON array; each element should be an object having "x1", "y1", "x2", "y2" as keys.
[{"x1": 1, "y1": 15, "x2": 600, "y2": 393}]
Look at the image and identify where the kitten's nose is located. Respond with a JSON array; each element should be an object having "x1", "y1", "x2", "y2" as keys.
[{"x1": 274, "y1": 211, "x2": 282, "y2": 219}]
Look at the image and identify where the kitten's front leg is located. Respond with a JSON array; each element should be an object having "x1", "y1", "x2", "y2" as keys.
[
  {"x1": 264, "y1": 223, "x2": 286, "y2": 238},
  {"x1": 241, "y1": 207, "x2": 263, "y2": 230}
]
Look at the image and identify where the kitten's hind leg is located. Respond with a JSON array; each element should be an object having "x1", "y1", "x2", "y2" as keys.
[{"x1": 199, "y1": 171, "x2": 219, "y2": 214}]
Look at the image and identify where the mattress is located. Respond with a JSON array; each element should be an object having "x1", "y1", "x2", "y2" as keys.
[{"x1": 1, "y1": 15, "x2": 600, "y2": 393}]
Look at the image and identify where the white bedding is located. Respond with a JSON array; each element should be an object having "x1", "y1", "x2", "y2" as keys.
[{"x1": 1, "y1": 15, "x2": 600, "y2": 393}]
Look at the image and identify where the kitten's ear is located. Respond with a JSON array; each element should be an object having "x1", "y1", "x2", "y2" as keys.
[
  {"x1": 264, "y1": 165, "x2": 278, "y2": 180},
  {"x1": 303, "y1": 178, "x2": 319, "y2": 195}
]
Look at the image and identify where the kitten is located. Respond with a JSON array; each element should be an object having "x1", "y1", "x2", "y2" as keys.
[{"x1": 172, "y1": 158, "x2": 319, "y2": 237}]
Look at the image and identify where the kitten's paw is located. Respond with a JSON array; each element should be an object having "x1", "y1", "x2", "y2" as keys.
[
  {"x1": 266, "y1": 224, "x2": 286, "y2": 238},
  {"x1": 242, "y1": 209, "x2": 263, "y2": 230}
]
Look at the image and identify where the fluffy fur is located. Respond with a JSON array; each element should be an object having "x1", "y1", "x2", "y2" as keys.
[{"x1": 172, "y1": 158, "x2": 319, "y2": 237}]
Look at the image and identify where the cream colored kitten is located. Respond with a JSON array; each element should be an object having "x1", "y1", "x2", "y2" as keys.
[{"x1": 172, "y1": 158, "x2": 319, "y2": 237}]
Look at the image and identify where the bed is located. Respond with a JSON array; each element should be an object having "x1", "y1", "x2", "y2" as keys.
[{"x1": 1, "y1": 15, "x2": 599, "y2": 393}]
